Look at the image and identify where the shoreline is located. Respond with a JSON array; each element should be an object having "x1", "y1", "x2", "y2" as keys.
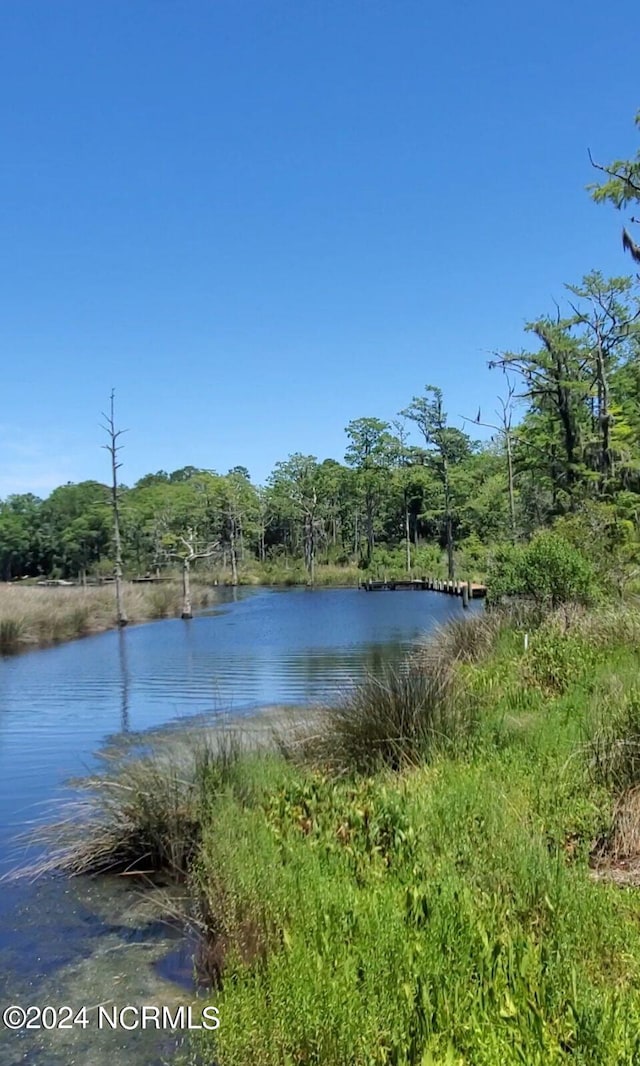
[
  {"x1": 0, "y1": 573, "x2": 480, "y2": 656},
  {"x1": 14, "y1": 605, "x2": 640, "y2": 1064}
]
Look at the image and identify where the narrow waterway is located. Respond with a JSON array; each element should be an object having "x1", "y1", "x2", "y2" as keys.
[{"x1": 0, "y1": 586, "x2": 478, "y2": 1064}]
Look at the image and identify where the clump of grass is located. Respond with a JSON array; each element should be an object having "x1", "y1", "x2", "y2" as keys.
[
  {"x1": 524, "y1": 628, "x2": 598, "y2": 694},
  {"x1": 587, "y1": 683, "x2": 640, "y2": 870},
  {"x1": 309, "y1": 659, "x2": 469, "y2": 774},
  {"x1": 424, "y1": 610, "x2": 504, "y2": 666},
  {"x1": 307, "y1": 615, "x2": 503, "y2": 774},
  {"x1": 0, "y1": 616, "x2": 26, "y2": 651},
  {"x1": 148, "y1": 583, "x2": 179, "y2": 618},
  {"x1": 588, "y1": 686, "x2": 640, "y2": 796},
  {"x1": 566, "y1": 603, "x2": 640, "y2": 650},
  {"x1": 68, "y1": 604, "x2": 91, "y2": 636},
  {"x1": 605, "y1": 786, "x2": 640, "y2": 863},
  {"x1": 21, "y1": 733, "x2": 242, "y2": 880}
]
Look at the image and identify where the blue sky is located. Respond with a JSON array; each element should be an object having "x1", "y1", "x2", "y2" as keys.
[{"x1": 1, "y1": 0, "x2": 639, "y2": 496}]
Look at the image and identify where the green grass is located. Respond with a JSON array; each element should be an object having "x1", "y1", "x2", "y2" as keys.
[
  {"x1": 22, "y1": 604, "x2": 640, "y2": 1064},
  {"x1": 186, "y1": 748, "x2": 640, "y2": 1065},
  {"x1": 185, "y1": 612, "x2": 640, "y2": 1066}
]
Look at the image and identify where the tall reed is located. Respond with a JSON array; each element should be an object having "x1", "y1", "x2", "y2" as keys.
[{"x1": 0, "y1": 580, "x2": 211, "y2": 651}]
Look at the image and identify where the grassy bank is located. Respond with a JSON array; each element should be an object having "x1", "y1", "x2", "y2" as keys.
[
  {"x1": 27, "y1": 607, "x2": 640, "y2": 1064},
  {"x1": 0, "y1": 581, "x2": 213, "y2": 652}
]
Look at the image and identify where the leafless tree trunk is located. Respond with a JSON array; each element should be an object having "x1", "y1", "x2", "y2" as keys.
[
  {"x1": 168, "y1": 527, "x2": 219, "y2": 618},
  {"x1": 462, "y1": 377, "x2": 518, "y2": 543},
  {"x1": 229, "y1": 518, "x2": 238, "y2": 586},
  {"x1": 182, "y1": 556, "x2": 192, "y2": 618},
  {"x1": 505, "y1": 428, "x2": 516, "y2": 540},
  {"x1": 101, "y1": 390, "x2": 128, "y2": 627}
]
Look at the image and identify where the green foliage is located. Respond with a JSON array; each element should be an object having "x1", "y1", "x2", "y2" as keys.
[
  {"x1": 524, "y1": 628, "x2": 598, "y2": 695},
  {"x1": 189, "y1": 729, "x2": 640, "y2": 1066},
  {"x1": 25, "y1": 607, "x2": 640, "y2": 1065},
  {"x1": 487, "y1": 533, "x2": 597, "y2": 607},
  {"x1": 553, "y1": 502, "x2": 640, "y2": 597}
]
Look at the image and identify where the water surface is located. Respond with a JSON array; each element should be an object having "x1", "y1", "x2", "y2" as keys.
[{"x1": 0, "y1": 585, "x2": 478, "y2": 1063}]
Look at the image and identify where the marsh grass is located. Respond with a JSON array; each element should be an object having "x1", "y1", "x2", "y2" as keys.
[
  {"x1": 308, "y1": 661, "x2": 465, "y2": 773},
  {"x1": 235, "y1": 560, "x2": 363, "y2": 586},
  {"x1": 422, "y1": 610, "x2": 505, "y2": 666},
  {"x1": 306, "y1": 614, "x2": 505, "y2": 774},
  {"x1": 0, "y1": 580, "x2": 212, "y2": 651},
  {"x1": 586, "y1": 678, "x2": 640, "y2": 869},
  {"x1": 20, "y1": 732, "x2": 242, "y2": 880},
  {"x1": 0, "y1": 616, "x2": 26, "y2": 651},
  {"x1": 15, "y1": 604, "x2": 640, "y2": 1064}
]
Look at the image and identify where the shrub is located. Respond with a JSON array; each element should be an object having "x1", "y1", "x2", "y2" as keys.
[{"x1": 487, "y1": 532, "x2": 597, "y2": 608}]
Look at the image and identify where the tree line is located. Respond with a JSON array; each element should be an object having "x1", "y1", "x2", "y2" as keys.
[{"x1": 2, "y1": 113, "x2": 640, "y2": 588}]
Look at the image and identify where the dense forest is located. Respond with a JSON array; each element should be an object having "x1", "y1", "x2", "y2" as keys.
[{"x1": 3, "y1": 115, "x2": 640, "y2": 589}]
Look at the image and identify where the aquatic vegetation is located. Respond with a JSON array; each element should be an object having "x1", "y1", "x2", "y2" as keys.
[
  {"x1": 17, "y1": 605, "x2": 640, "y2": 1065},
  {"x1": 0, "y1": 581, "x2": 211, "y2": 651},
  {"x1": 309, "y1": 659, "x2": 464, "y2": 774},
  {"x1": 21, "y1": 731, "x2": 244, "y2": 880},
  {"x1": 0, "y1": 616, "x2": 26, "y2": 650}
]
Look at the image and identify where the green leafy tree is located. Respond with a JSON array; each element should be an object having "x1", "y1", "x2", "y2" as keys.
[
  {"x1": 589, "y1": 111, "x2": 640, "y2": 262},
  {"x1": 566, "y1": 272, "x2": 639, "y2": 487},
  {"x1": 268, "y1": 455, "x2": 323, "y2": 582},
  {"x1": 401, "y1": 387, "x2": 470, "y2": 578},
  {"x1": 344, "y1": 418, "x2": 396, "y2": 564}
]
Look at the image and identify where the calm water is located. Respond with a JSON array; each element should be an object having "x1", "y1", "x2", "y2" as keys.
[{"x1": 0, "y1": 586, "x2": 478, "y2": 1064}]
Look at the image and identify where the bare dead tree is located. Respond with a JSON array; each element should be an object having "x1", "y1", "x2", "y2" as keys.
[
  {"x1": 101, "y1": 390, "x2": 128, "y2": 627},
  {"x1": 391, "y1": 419, "x2": 414, "y2": 573},
  {"x1": 461, "y1": 376, "x2": 518, "y2": 542},
  {"x1": 166, "y1": 527, "x2": 219, "y2": 618}
]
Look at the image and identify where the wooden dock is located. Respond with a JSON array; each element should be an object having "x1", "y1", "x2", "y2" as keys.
[{"x1": 361, "y1": 578, "x2": 487, "y2": 601}]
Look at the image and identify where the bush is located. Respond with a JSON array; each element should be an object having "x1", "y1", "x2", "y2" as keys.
[{"x1": 487, "y1": 532, "x2": 597, "y2": 608}]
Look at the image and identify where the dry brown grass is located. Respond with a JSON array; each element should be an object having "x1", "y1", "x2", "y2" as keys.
[
  {"x1": 0, "y1": 581, "x2": 212, "y2": 652},
  {"x1": 591, "y1": 787, "x2": 640, "y2": 887},
  {"x1": 607, "y1": 786, "x2": 640, "y2": 861}
]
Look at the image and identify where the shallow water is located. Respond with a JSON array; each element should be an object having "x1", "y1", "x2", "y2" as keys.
[{"x1": 0, "y1": 585, "x2": 478, "y2": 1063}]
